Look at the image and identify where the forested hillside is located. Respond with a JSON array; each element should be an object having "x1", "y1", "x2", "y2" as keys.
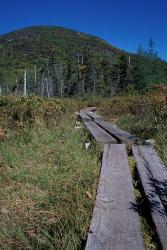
[{"x1": 0, "y1": 26, "x2": 167, "y2": 96}]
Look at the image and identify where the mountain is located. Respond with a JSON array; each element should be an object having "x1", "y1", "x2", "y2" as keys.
[
  {"x1": 0, "y1": 26, "x2": 129, "y2": 95},
  {"x1": 0, "y1": 26, "x2": 167, "y2": 96}
]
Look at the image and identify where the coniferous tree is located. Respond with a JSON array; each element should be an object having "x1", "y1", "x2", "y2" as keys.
[{"x1": 117, "y1": 54, "x2": 131, "y2": 93}]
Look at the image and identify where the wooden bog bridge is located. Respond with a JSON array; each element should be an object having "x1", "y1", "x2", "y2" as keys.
[{"x1": 79, "y1": 109, "x2": 167, "y2": 250}]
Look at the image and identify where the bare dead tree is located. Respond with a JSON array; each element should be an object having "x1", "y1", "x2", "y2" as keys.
[
  {"x1": 24, "y1": 69, "x2": 27, "y2": 96},
  {"x1": 45, "y1": 78, "x2": 49, "y2": 98},
  {"x1": 34, "y1": 66, "x2": 37, "y2": 85},
  {"x1": 41, "y1": 73, "x2": 45, "y2": 96}
]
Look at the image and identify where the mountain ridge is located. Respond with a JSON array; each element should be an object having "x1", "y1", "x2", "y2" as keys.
[
  {"x1": 0, "y1": 25, "x2": 127, "y2": 94},
  {"x1": 0, "y1": 25, "x2": 167, "y2": 96},
  {"x1": 0, "y1": 25, "x2": 125, "y2": 53}
]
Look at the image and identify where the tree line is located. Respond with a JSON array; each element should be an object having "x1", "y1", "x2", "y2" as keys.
[{"x1": 0, "y1": 38, "x2": 167, "y2": 97}]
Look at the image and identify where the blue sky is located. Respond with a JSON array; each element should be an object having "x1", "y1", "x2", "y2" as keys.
[{"x1": 0, "y1": 0, "x2": 167, "y2": 60}]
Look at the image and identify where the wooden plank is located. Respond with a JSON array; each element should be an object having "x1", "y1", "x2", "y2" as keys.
[
  {"x1": 84, "y1": 121, "x2": 117, "y2": 144},
  {"x1": 132, "y1": 145, "x2": 167, "y2": 249},
  {"x1": 134, "y1": 146, "x2": 167, "y2": 206},
  {"x1": 95, "y1": 119, "x2": 138, "y2": 144},
  {"x1": 78, "y1": 111, "x2": 92, "y2": 121},
  {"x1": 86, "y1": 144, "x2": 144, "y2": 250},
  {"x1": 84, "y1": 110, "x2": 103, "y2": 120}
]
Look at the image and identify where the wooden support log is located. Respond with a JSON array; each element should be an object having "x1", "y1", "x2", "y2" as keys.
[{"x1": 86, "y1": 144, "x2": 144, "y2": 250}]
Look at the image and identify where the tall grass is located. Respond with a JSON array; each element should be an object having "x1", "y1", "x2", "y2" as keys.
[{"x1": 0, "y1": 96, "x2": 101, "y2": 249}]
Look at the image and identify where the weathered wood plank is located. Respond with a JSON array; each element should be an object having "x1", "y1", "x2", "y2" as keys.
[
  {"x1": 86, "y1": 144, "x2": 144, "y2": 250},
  {"x1": 84, "y1": 110, "x2": 103, "y2": 120},
  {"x1": 133, "y1": 145, "x2": 167, "y2": 249},
  {"x1": 84, "y1": 121, "x2": 117, "y2": 144},
  {"x1": 134, "y1": 146, "x2": 167, "y2": 206},
  {"x1": 78, "y1": 111, "x2": 92, "y2": 121},
  {"x1": 96, "y1": 119, "x2": 138, "y2": 144}
]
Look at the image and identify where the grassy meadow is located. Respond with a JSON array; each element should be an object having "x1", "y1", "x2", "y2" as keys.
[
  {"x1": 1, "y1": 92, "x2": 167, "y2": 249},
  {"x1": 0, "y1": 96, "x2": 101, "y2": 249}
]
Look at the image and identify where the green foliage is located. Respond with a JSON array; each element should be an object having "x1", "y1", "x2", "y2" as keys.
[
  {"x1": 0, "y1": 28, "x2": 167, "y2": 96},
  {"x1": 0, "y1": 26, "x2": 123, "y2": 95},
  {"x1": 99, "y1": 93, "x2": 167, "y2": 163},
  {"x1": 131, "y1": 39, "x2": 167, "y2": 91},
  {"x1": 0, "y1": 95, "x2": 65, "y2": 130}
]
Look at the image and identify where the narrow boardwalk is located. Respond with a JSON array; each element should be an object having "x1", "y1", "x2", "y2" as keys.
[
  {"x1": 79, "y1": 109, "x2": 167, "y2": 250},
  {"x1": 82, "y1": 109, "x2": 138, "y2": 144},
  {"x1": 95, "y1": 119, "x2": 138, "y2": 144},
  {"x1": 86, "y1": 144, "x2": 144, "y2": 250},
  {"x1": 83, "y1": 110, "x2": 103, "y2": 120},
  {"x1": 84, "y1": 121, "x2": 117, "y2": 144},
  {"x1": 79, "y1": 111, "x2": 92, "y2": 121}
]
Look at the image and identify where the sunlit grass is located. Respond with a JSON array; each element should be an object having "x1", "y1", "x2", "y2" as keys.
[{"x1": 0, "y1": 113, "x2": 100, "y2": 249}]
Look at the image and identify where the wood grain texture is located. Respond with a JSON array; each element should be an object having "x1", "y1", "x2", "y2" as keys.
[
  {"x1": 84, "y1": 121, "x2": 117, "y2": 144},
  {"x1": 95, "y1": 120, "x2": 138, "y2": 144},
  {"x1": 86, "y1": 144, "x2": 144, "y2": 250},
  {"x1": 133, "y1": 146, "x2": 167, "y2": 249}
]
